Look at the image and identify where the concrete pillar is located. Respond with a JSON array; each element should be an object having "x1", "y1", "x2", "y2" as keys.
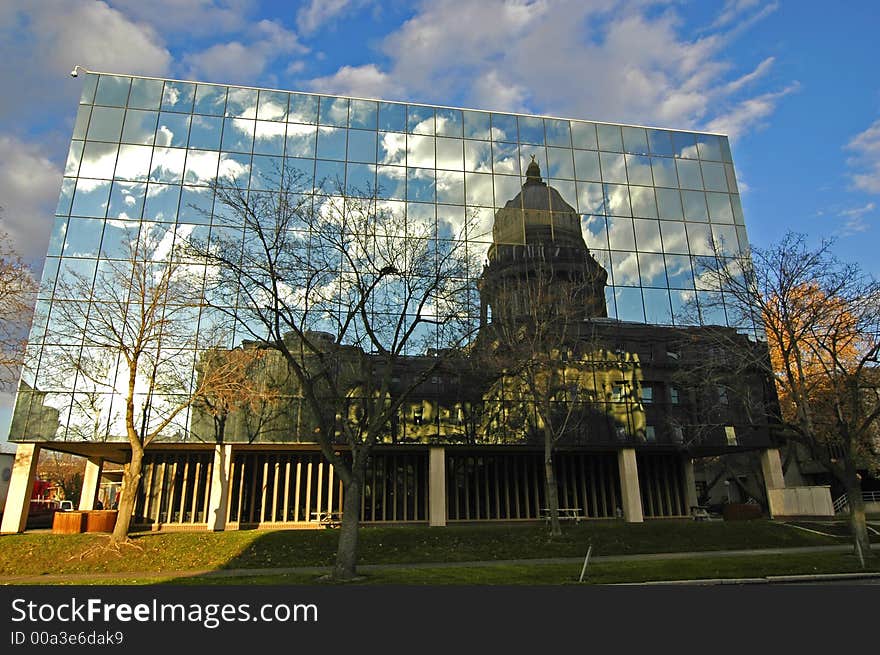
[
  {"x1": 428, "y1": 447, "x2": 446, "y2": 527},
  {"x1": 761, "y1": 448, "x2": 786, "y2": 518},
  {"x1": 207, "y1": 444, "x2": 233, "y2": 531},
  {"x1": 617, "y1": 448, "x2": 643, "y2": 523},
  {"x1": 1, "y1": 443, "x2": 42, "y2": 534},
  {"x1": 683, "y1": 458, "x2": 699, "y2": 512},
  {"x1": 78, "y1": 457, "x2": 104, "y2": 510}
]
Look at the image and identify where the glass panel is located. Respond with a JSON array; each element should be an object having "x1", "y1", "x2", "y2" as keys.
[
  {"x1": 282, "y1": 156, "x2": 313, "y2": 189},
  {"x1": 121, "y1": 109, "x2": 158, "y2": 145},
  {"x1": 436, "y1": 137, "x2": 463, "y2": 170},
  {"x1": 712, "y1": 225, "x2": 740, "y2": 255},
  {"x1": 546, "y1": 147, "x2": 574, "y2": 179},
  {"x1": 222, "y1": 117, "x2": 255, "y2": 153},
  {"x1": 225, "y1": 87, "x2": 258, "y2": 118},
  {"x1": 600, "y1": 152, "x2": 627, "y2": 184},
  {"x1": 576, "y1": 182, "x2": 605, "y2": 215},
  {"x1": 647, "y1": 129, "x2": 674, "y2": 156},
  {"x1": 94, "y1": 75, "x2": 131, "y2": 107},
  {"x1": 408, "y1": 105, "x2": 435, "y2": 135},
  {"x1": 144, "y1": 183, "x2": 181, "y2": 221},
  {"x1": 71, "y1": 179, "x2": 110, "y2": 217},
  {"x1": 72, "y1": 105, "x2": 91, "y2": 140},
  {"x1": 615, "y1": 287, "x2": 644, "y2": 322},
  {"x1": 156, "y1": 112, "x2": 191, "y2": 147},
  {"x1": 571, "y1": 122, "x2": 598, "y2": 150},
  {"x1": 86, "y1": 107, "x2": 124, "y2": 142},
  {"x1": 518, "y1": 116, "x2": 544, "y2": 145},
  {"x1": 731, "y1": 194, "x2": 745, "y2": 225},
  {"x1": 114, "y1": 144, "x2": 152, "y2": 181},
  {"x1": 378, "y1": 131, "x2": 407, "y2": 165},
  {"x1": 314, "y1": 160, "x2": 345, "y2": 192},
  {"x1": 150, "y1": 148, "x2": 186, "y2": 183},
  {"x1": 376, "y1": 166, "x2": 406, "y2": 200},
  {"x1": 161, "y1": 81, "x2": 195, "y2": 113},
  {"x1": 128, "y1": 78, "x2": 163, "y2": 110},
  {"x1": 606, "y1": 216, "x2": 635, "y2": 250},
  {"x1": 673, "y1": 131, "x2": 698, "y2": 158},
  {"x1": 250, "y1": 155, "x2": 283, "y2": 191},
  {"x1": 407, "y1": 168, "x2": 435, "y2": 202},
  {"x1": 464, "y1": 140, "x2": 492, "y2": 172},
  {"x1": 253, "y1": 120, "x2": 286, "y2": 155},
  {"x1": 465, "y1": 172, "x2": 494, "y2": 206},
  {"x1": 64, "y1": 141, "x2": 83, "y2": 176},
  {"x1": 347, "y1": 130, "x2": 377, "y2": 163},
  {"x1": 611, "y1": 251, "x2": 640, "y2": 285},
  {"x1": 655, "y1": 188, "x2": 683, "y2": 221},
  {"x1": 378, "y1": 102, "x2": 405, "y2": 132},
  {"x1": 622, "y1": 126, "x2": 649, "y2": 154},
  {"x1": 633, "y1": 218, "x2": 662, "y2": 252},
  {"x1": 56, "y1": 178, "x2": 76, "y2": 215},
  {"x1": 316, "y1": 126, "x2": 347, "y2": 160},
  {"x1": 574, "y1": 150, "x2": 601, "y2": 181},
  {"x1": 108, "y1": 181, "x2": 146, "y2": 219},
  {"x1": 463, "y1": 110, "x2": 491, "y2": 139},
  {"x1": 436, "y1": 171, "x2": 464, "y2": 205},
  {"x1": 682, "y1": 191, "x2": 708, "y2": 222},
  {"x1": 178, "y1": 186, "x2": 214, "y2": 224},
  {"x1": 493, "y1": 174, "x2": 521, "y2": 206},
  {"x1": 435, "y1": 108, "x2": 463, "y2": 137},
  {"x1": 660, "y1": 220, "x2": 689, "y2": 254},
  {"x1": 643, "y1": 288, "x2": 672, "y2": 324},
  {"x1": 604, "y1": 184, "x2": 631, "y2": 217},
  {"x1": 491, "y1": 141, "x2": 519, "y2": 175},
  {"x1": 193, "y1": 84, "x2": 227, "y2": 115},
  {"x1": 345, "y1": 162, "x2": 376, "y2": 195},
  {"x1": 46, "y1": 217, "x2": 68, "y2": 256},
  {"x1": 625, "y1": 155, "x2": 653, "y2": 186},
  {"x1": 319, "y1": 96, "x2": 349, "y2": 127},
  {"x1": 707, "y1": 193, "x2": 733, "y2": 223},
  {"x1": 697, "y1": 134, "x2": 723, "y2": 161},
  {"x1": 63, "y1": 217, "x2": 104, "y2": 257},
  {"x1": 676, "y1": 159, "x2": 703, "y2": 189},
  {"x1": 347, "y1": 99, "x2": 377, "y2": 130},
  {"x1": 544, "y1": 119, "x2": 571, "y2": 147},
  {"x1": 630, "y1": 186, "x2": 657, "y2": 219},
  {"x1": 665, "y1": 254, "x2": 695, "y2": 288},
  {"x1": 725, "y1": 164, "x2": 738, "y2": 194},
  {"x1": 285, "y1": 123, "x2": 317, "y2": 157},
  {"x1": 597, "y1": 124, "x2": 623, "y2": 151},
  {"x1": 407, "y1": 134, "x2": 435, "y2": 168},
  {"x1": 638, "y1": 252, "x2": 667, "y2": 287},
  {"x1": 686, "y1": 223, "x2": 714, "y2": 255},
  {"x1": 188, "y1": 115, "x2": 223, "y2": 150},
  {"x1": 701, "y1": 161, "x2": 728, "y2": 192},
  {"x1": 651, "y1": 157, "x2": 678, "y2": 187},
  {"x1": 257, "y1": 90, "x2": 288, "y2": 121},
  {"x1": 491, "y1": 114, "x2": 518, "y2": 143}
]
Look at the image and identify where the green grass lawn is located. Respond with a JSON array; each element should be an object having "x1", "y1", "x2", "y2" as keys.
[{"x1": 0, "y1": 519, "x2": 848, "y2": 580}]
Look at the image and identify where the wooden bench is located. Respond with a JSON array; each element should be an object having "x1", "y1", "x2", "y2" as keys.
[{"x1": 540, "y1": 508, "x2": 583, "y2": 523}]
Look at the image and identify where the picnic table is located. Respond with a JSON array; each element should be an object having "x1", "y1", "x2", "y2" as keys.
[
  {"x1": 540, "y1": 507, "x2": 583, "y2": 523},
  {"x1": 311, "y1": 510, "x2": 343, "y2": 527}
]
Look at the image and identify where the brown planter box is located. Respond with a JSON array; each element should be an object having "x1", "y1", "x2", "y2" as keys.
[
  {"x1": 84, "y1": 510, "x2": 118, "y2": 533},
  {"x1": 53, "y1": 511, "x2": 85, "y2": 534},
  {"x1": 722, "y1": 503, "x2": 763, "y2": 521}
]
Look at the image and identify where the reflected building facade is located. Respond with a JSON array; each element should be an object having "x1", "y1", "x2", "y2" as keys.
[{"x1": 2, "y1": 72, "x2": 791, "y2": 532}]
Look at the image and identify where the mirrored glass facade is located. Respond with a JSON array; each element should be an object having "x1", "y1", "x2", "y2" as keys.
[{"x1": 13, "y1": 73, "x2": 756, "y2": 445}]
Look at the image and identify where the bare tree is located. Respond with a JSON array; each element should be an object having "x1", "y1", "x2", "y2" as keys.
[
  {"x1": 187, "y1": 170, "x2": 479, "y2": 579},
  {"x1": 694, "y1": 232, "x2": 880, "y2": 562},
  {"x1": 0, "y1": 229, "x2": 37, "y2": 389}
]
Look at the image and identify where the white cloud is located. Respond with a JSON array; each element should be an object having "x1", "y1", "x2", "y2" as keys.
[
  {"x1": 183, "y1": 19, "x2": 308, "y2": 84},
  {"x1": 304, "y1": 0, "x2": 792, "y2": 140},
  {"x1": 845, "y1": 119, "x2": 880, "y2": 194},
  {"x1": 296, "y1": 0, "x2": 373, "y2": 35},
  {"x1": 306, "y1": 64, "x2": 402, "y2": 100},
  {"x1": 0, "y1": 135, "x2": 61, "y2": 269}
]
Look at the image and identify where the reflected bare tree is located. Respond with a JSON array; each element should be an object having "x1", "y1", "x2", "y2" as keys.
[{"x1": 187, "y1": 168, "x2": 479, "y2": 580}]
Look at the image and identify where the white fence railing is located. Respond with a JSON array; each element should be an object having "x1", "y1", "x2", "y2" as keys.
[{"x1": 833, "y1": 491, "x2": 880, "y2": 513}]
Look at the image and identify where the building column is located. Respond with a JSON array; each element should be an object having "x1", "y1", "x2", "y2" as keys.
[
  {"x1": 207, "y1": 444, "x2": 233, "y2": 531},
  {"x1": 761, "y1": 447, "x2": 786, "y2": 518},
  {"x1": 683, "y1": 458, "x2": 699, "y2": 512},
  {"x1": 78, "y1": 457, "x2": 104, "y2": 510},
  {"x1": 428, "y1": 447, "x2": 447, "y2": 527},
  {"x1": 617, "y1": 448, "x2": 643, "y2": 523},
  {"x1": 1, "y1": 443, "x2": 42, "y2": 534}
]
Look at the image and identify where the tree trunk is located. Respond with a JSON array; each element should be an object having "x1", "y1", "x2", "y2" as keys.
[
  {"x1": 543, "y1": 428, "x2": 562, "y2": 537},
  {"x1": 843, "y1": 473, "x2": 872, "y2": 566},
  {"x1": 110, "y1": 443, "x2": 143, "y2": 543},
  {"x1": 333, "y1": 471, "x2": 363, "y2": 580}
]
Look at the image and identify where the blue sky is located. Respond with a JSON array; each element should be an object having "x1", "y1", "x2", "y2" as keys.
[{"x1": 0, "y1": 0, "x2": 878, "y2": 436}]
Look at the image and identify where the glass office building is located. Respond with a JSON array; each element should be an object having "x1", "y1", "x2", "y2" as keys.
[{"x1": 3, "y1": 72, "x2": 780, "y2": 531}]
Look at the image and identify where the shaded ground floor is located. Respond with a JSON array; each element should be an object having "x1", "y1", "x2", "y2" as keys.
[{"x1": 1, "y1": 442, "x2": 822, "y2": 533}]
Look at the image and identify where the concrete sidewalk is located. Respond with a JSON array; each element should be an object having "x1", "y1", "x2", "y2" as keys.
[{"x1": 1, "y1": 543, "x2": 878, "y2": 585}]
